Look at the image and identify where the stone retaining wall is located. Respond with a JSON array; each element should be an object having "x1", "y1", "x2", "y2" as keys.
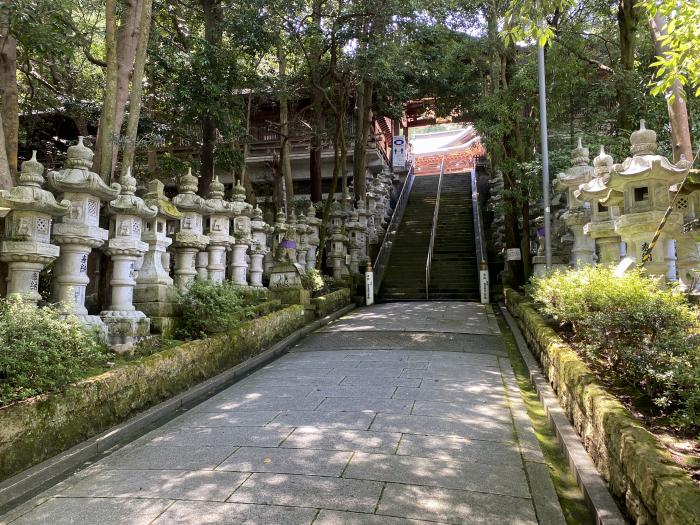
[
  {"x1": 311, "y1": 288, "x2": 353, "y2": 318},
  {"x1": 504, "y1": 288, "x2": 700, "y2": 525},
  {"x1": 0, "y1": 302, "x2": 311, "y2": 481}
]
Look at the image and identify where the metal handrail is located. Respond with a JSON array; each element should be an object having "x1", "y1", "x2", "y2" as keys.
[
  {"x1": 373, "y1": 163, "x2": 416, "y2": 295},
  {"x1": 471, "y1": 166, "x2": 489, "y2": 303},
  {"x1": 425, "y1": 160, "x2": 446, "y2": 299}
]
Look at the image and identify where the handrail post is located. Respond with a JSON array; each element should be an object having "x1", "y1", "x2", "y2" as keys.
[{"x1": 425, "y1": 159, "x2": 446, "y2": 300}]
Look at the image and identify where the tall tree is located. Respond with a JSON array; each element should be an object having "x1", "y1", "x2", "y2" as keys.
[{"x1": 0, "y1": 2, "x2": 17, "y2": 187}]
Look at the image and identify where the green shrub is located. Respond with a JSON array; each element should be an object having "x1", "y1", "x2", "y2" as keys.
[
  {"x1": 301, "y1": 268, "x2": 325, "y2": 292},
  {"x1": 176, "y1": 280, "x2": 257, "y2": 339},
  {"x1": 0, "y1": 298, "x2": 109, "y2": 405},
  {"x1": 528, "y1": 266, "x2": 700, "y2": 429}
]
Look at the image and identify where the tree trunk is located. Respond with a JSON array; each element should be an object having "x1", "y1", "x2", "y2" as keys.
[
  {"x1": 120, "y1": 0, "x2": 153, "y2": 177},
  {"x1": 199, "y1": 0, "x2": 222, "y2": 193},
  {"x1": 616, "y1": 0, "x2": 638, "y2": 131},
  {"x1": 308, "y1": 0, "x2": 324, "y2": 203},
  {"x1": 353, "y1": 79, "x2": 373, "y2": 202},
  {"x1": 0, "y1": 110, "x2": 13, "y2": 189},
  {"x1": 0, "y1": 21, "x2": 17, "y2": 184},
  {"x1": 241, "y1": 90, "x2": 257, "y2": 206},
  {"x1": 278, "y1": 40, "x2": 294, "y2": 214},
  {"x1": 95, "y1": 0, "x2": 119, "y2": 181},
  {"x1": 650, "y1": 14, "x2": 693, "y2": 162}
]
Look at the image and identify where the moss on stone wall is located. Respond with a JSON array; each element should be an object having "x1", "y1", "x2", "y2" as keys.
[
  {"x1": 504, "y1": 288, "x2": 700, "y2": 525},
  {"x1": 311, "y1": 288, "x2": 352, "y2": 319},
  {"x1": 0, "y1": 303, "x2": 306, "y2": 481}
]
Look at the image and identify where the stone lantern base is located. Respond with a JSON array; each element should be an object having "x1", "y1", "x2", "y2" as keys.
[
  {"x1": 532, "y1": 255, "x2": 569, "y2": 278},
  {"x1": 133, "y1": 283, "x2": 179, "y2": 338},
  {"x1": 102, "y1": 313, "x2": 151, "y2": 353}
]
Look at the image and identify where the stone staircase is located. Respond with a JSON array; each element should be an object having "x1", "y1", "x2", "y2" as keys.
[{"x1": 378, "y1": 172, "x2": 479, "y2": 302}]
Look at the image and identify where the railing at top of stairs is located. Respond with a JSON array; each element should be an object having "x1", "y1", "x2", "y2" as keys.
[
  {"x1": 373, "y1": 162, "x2": 416, "y2": 295},
  {"x1": 471, "y1": 166, "x2": 489, "y2": 303},
  {"x1": 425, "y1": 160, "x2": 446, "y2": 300}
]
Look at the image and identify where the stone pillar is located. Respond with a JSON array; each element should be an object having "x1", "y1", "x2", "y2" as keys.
[
  {"x1": 327, "y1": 201, "x2": 349, "y2": 279},
  {"x1": 100, "y1": 169, "x2": 158, "y2": 348},
  {"x1": 250, "y1": 206, "x2": 273, "y2": 287},
  {"x1": 172, "y1": 169, "x2": 211, "y2": 291},
  {"x1": 305, "y1": 201, "x2": 321, "y2": 270},
  {"x1": 48, "y1": 137, "x2": 121, "y2": 329},
  {"x1": 205, "y1": 176, "x2": 235, "y2": 283},
  {"x1": 555, "y1": 138, "x2": 595, "y2": 268},
  {"x1": 346, "y1": 209, "x2": 362, "y2": 275},
  {"x1": 134, "y1": 179, "x2": 181, "y2": 336},
  {"x1": 229, "y1": 181, "x2": 253, "y2": 286},
  {"x1": 295, "y1": 212, "x2": 310, "y2": 272},
  {"x1": 0, "y1": 152, "x2": 70, "y2": 304}
]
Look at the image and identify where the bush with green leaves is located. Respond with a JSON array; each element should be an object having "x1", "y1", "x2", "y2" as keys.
[
  {"x1": 528, "y1": 266, "x2": 700, "y2": 429},
  {"x1": 176, "y1": 280, "x2": 257, "y2": 339},
  {"x1": 0, "y1": 298, "x2": 109, "y2": 405},
  {"x1": 301, "y1": 268, "x2": 325, "y2": 293}
]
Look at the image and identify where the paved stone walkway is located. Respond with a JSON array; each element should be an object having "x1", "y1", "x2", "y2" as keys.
[{"x1": 3, "y1": 302, "x2": 566, "y2": 525}]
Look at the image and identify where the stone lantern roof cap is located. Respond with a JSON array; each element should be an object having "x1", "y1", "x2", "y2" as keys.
[
  {"x1": 251, "y1": 205, "x2": 263, "y2": 220},
  {"x1": 178, "y1": 168, "x2": 199, "y2": 194},
  {"x1": 608, "y1": 121, "x2": 689, "y2": 190},
  {"x1": 571, "y1": 137, "x2": 589, "y2": 166},
  {"x1": 593, "y1": 145, "x2": 614, "y2": 176},
  {"x1": 209, "y1": 175, "x2": 225, "y2": 199},
  {"x1": 630, "y1": 119, "x2": 657, "y2": 156},
  {"x1": 107, "y1": 168, "x2": 158, "y2": 219},
  {"x1": 47, "y1": 137, "x2": 121, "y2": 200},
  {"x1": 0, "y1": 151, "x2": 71, "y2": 216},
  {"x1": 143, "y1": 179, "x2": 182, "y2": 219}
]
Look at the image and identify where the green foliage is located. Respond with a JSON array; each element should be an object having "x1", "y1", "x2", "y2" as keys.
[
  {"x1": 641, "y1": 0, "x2": 700, "y2": 99},
  {"x1": 301, "y1": 268, "x2": 325, "y2": 292},
  {"x1": 528, "y1": 266, "x2": 700, "y2": 430},
  {"x1": 0, "y1": 298, "x2": 109, "y2": 405},
  {"x1": 176, "y1": 280, "x2": 258, "y2": 340}
]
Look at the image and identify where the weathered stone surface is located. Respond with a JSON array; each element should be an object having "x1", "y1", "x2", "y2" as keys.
[
  {"x1": 152, "y1": 501, "x2": 317, "y2": 524},
  {"x1": 311, "y1": 288, "x2": 352, "y2": 318},
  {"x1": 216, "y1": 446, "x2": 352, "y2": 476},
  {"x1": 505, "y1": 288, "x2": 700, "y2": 525},
  {"x1": 8, "y1": 498, "x2": 173, "y2": 525}
]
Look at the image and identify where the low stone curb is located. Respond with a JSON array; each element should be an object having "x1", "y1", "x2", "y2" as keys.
[
  {"x1": 0, "y1": 302, "x2": 355, "y2": 512},
  {"x1": 503, "y1": 288, "x2": 700, "y2": 525},
  {"x1": 499, "y1": 303, "x2": 625, "y2": 525}
]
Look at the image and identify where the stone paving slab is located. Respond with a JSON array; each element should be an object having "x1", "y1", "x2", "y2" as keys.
[
  {"x1": 2, "y1": 302, "x2": 566, "y2": 525},
  {"x1": 268, "y1": 410, "x2": 375, "y2": 430},
  {"x1": 314, "y1": 510, "x2": 439, "y2": 524},
  {"x1": 6, "y1": 498, "x2": 174, "y2": 525},
  {"x1": 344, "y1": 452, "x2": 530, "y2": 498},
  {"x1": 216, "y1": 447, "x2": 352, "y2": 477},
  {"x1": 58, "y1": 469, "x2": 250, "y2": 501},
  {"x1": 376, "y1": 483, "x2": 538, "y2": 524},
  {"x1": 227, "y1": 473, "x2": 383, "y2": 513},
  {"x1": 317, "y1": 397, "x2": 414, "y2": 414},
  {"x1": 152, "y1": 501, "x2": 317, "y2": 524},
  {"x1": 281, "y1": 427, "x2": 401, "y2": 454},
  {"x1": 395, "y1": 433, "x2": 522, "y2": 466}
]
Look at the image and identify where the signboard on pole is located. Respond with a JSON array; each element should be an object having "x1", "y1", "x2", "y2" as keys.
[
  {"x1": 392, "y1": 136, "x2": 406, "y2": 170},
  {"x1": 365, "y1": 268, "x2": 374, "y2": 306}
]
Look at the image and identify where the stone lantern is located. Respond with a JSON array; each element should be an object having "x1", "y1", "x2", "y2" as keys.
[
  {"x1": 249, "y1": 206, "x2": 273, "y2": 287},
  {"x1": 0, "y1": 152, "x2": 70, "y2": 304},
  {"x1": 229, "y1": 181, "x2": 253, "y2": 286},
  {"x1": 295, "y1": 212, "x2": 310, "y2": 272},
  {"x1": 366, "y1": 185, "x2": 380, "y2": 245},
  {"x1": 575, "y1": 146, "x2": 624, "y2": 265},
  {"x1": 172, "y1": 168, "x2": 211, "y2": 291},
  {"x1": 327, "y1": 201, "x2": 349, "y2": 279},
  {"x1": 346, "y1": 208, "x2": 363, "y2": 274},
  {"x1": 285, "y1": 210, "x2": 301, "y2": 265},
  {"x1": 48, "y1": 137, "x2": 121, "y2": 328},
  {"x1": 134, "y1": 179, "x2": 182, "y2": 336},
  {"x1": 100, "y1": 169, "x2": 158, "y2": 347},
  {"x1": 205, "y1": 176, "x2": 235, "y2": 283},
  {"x1": 355, "y1": 199, "x2": 370, "y2": 264},
  {"x1": 305, "y1": 201, "x2": 321, "y2": 270},
  {"x1": 554, "y1": 138, "x2": 595, "y2": 267},
  {"x1": 608, "y1": 120, "x2": 690, "y2": 283}
]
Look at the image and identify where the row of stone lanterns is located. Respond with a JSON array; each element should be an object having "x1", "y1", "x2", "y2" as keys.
[
  {"x1": 0, "y1": 138, "x2": 399, "y2": 348},
  {"x1": 554, "y1": 121, "x2": 699, "y2": 288}
]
